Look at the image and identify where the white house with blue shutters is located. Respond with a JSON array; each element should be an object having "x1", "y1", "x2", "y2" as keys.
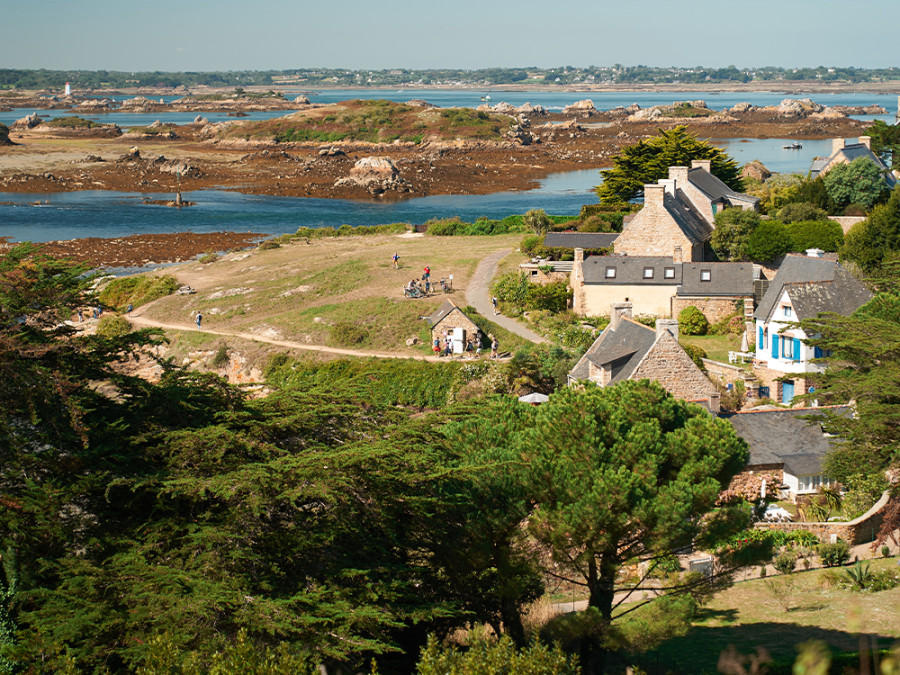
[{"x1": 753, "y1": 252, "x2": 872, "y2": 405}]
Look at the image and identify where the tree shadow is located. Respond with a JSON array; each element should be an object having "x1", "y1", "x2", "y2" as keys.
[{"x1": 606, "y1": 622, "x2": 899, "y2": 675}]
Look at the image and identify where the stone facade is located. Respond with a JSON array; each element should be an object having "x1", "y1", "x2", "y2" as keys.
[
  {"x1": 431, "y1": 307, "x2": 479, "y2": 343},
  {"x1": 614, "y1": 184, "x2": 703, "y2": 261},
  {"x1": 630, "y1": 330, "x2": 717, "y2": 403},
  {"x1": 753, "y1": 364, "x2": 810, "y2": 404},
  {"x1": 726, "y1": 465, "x2": 784, "y2": 501},
  {"x1": 672, "y1": 296, "x2": 744, "y2": 324}
]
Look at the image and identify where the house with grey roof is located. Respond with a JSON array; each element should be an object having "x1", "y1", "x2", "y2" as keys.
[
  {"x1": 809, "y1": 136, "x2": 897, "y2": 188},
  {"x1": 753, "y1": 252, "x2": 872, "y2": 404},
  {"x1": 724, "y1": 407, "x2": 849, "y2": 500},
  {"x1": 568, "y1": 302, "x2": 720, "y2": 410},
  {"x1": 427, "y1": 300, "x2": 479, "y2": 352}
]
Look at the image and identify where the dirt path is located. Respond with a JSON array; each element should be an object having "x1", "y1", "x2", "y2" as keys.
[{"x1": 466, "y1": 248, "x2": 547, "y2": 344}]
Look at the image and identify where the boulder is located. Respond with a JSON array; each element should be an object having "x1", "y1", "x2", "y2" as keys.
[
  {"x1": 12, "y1": 113, "x2": 42, "y2": 129},
  {"x1": 562, "y1": 99, "x2": 596, "y2": 114},
  {"x1": 506, "y1": 124, "x2": 535, "y2": 146},
  {"x1": 405, "y1": 336, "x2": 419, "y2": 346},
  {"x1": 810, "y1": 108, "x2": 848, "y2": 120},
  {"x1": 515, "y1": 102, "x2": 546, "y2": 116},
  {"x1": 125, "y1": 146, "x2": 141, "y2": 159},
  {"x1": 76, "y1": 98, "x2": 114, "y2": 110},
  {"x1": 318, "y1": 146, "x2": 346, "y2": 157},
  {"x1": 776, "y1": 98, "x2": 824, "y2": 117},
  {"x1": 630, "y1": 107, "x2": 662, "y2": 121},
  {"x1": 406, "y1": 99, "x2": 436, "y2": 108},
  {"x1": 492, "y1": 102, "x2": 516, "y2": 114},
  {"x1": 350, "y1": 156, "x2": 399, "y2": 181},
  {"x1": 193, "y1": 115, "x2": 208, "y2": 125},
  {"x1": 293, "y1": 95, "x2": 311, "y2": 104},
  {"x1": 730, "y1": 102, "x2": 754, "y2": 113},
  {"x1": 625, "y1": 103, "x2": 641, "y2": 114}
]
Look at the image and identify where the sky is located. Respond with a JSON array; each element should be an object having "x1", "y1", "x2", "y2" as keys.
[{"x1": 2, "y1": 0, "x2": 896, "y2": 72}]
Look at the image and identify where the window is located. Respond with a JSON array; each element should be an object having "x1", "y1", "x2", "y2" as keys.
[
  {"x1": 605, "y1": 267, "x2": 616, "y2": 278},
  {"x1": 643, "y1": 267, "x2": 654, "y2": 279},
  {"x1": 700, "y1": 269, "x2": 711, "y2": 282},
  {"x1": 664, "y1": 267, "x2": 675, "y2": 279},
  {"x1": 781, "y1": 336, "x2": 801, "y2": 360},
  {"x1": 798, "y1": 475, "x2": 828, "y2": 492},
  {"x1": 531, "y1": 270, "x2": 538, "y2": 277},
  {"x1": 783, "y1": 305, "x2": 792, "y2": 318}
]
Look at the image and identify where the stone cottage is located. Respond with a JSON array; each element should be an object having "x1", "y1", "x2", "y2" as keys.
[
  {"x1": 428, "y1": 300, "x2": 479, "y2": 351},
  {"x1": 568, "y1": 303, "x2": 720, "y2": 411},
  {"x1": 809, "y1": 136, "x2": 897, "y2": 187}
]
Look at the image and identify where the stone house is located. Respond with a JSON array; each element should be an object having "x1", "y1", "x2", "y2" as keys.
[
  {"x1": 428, "y1": 300, "x2": 479, "y2": 350},
  {"x1": 724, "y1": 406, "x2": 849, "y2": 501},
  {"x1": 809, "y1": 136, "x2": 897, "y2": 187},
  {"x1": 568, "y1": 303, "x2": 720, "y2": 411},
  {"x1": 753, "y1": 252, "x2": 872, "y2": 404},
  {"x1": 570, "y1": 250, "x2": 760, "y2": 320}
]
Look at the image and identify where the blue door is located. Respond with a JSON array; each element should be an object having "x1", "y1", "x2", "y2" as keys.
[{"x1": 782, "y1": 380, "x2": 795, "y2": 404}]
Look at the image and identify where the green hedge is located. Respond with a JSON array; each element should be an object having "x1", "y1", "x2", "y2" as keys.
[{"x1": 293, "y1": 222, "x2": 410, "y2": 239}]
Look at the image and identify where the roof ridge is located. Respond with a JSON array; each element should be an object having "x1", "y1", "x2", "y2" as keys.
[{"x1": 729, "y1": 404, "x2": 849, "y2": 415}]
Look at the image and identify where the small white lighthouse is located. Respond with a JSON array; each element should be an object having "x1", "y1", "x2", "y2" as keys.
[{"x1": 64, "y1": 82, "x2": 71, "y2": 96}]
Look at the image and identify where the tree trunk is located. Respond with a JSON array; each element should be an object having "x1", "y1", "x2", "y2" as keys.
[{"x1": 583, "y1": 552, "x2": 617, "y2": 675}]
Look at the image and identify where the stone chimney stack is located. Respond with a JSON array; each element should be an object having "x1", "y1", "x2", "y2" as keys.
[
  {"x1": 708, "y1": 392, "x2": 721, "y2": 415},
  {"x1": 668, "y1": 165, "x2": 689, "y2": 187},
  {"x1": 832, "y1": 138, "x2": 846, "y2": 155},
  {"x1": 609, "y1": 302, "x2": 633, "y2": 330},
  {"x1": 658, "y1": 178, "x2": 677, "y2": 196},
  {"x1": 673, "y1": 245, "x2": 683, "y2": 264},
  {"x1": 859, "y1": 135, "x2": 872, "y2": 149},
  {"x1": 655, "y1": 318, "x2": 680, "y2": 342},
  {"x1": 691, "y1": 159, "x2": 712, "y2": 173},
  {"x1": 644, "y1": 183, "x2": 665, "y2": 210},
  {"x1": 571, "y1": 248, "x2": 585, "y2": 315}
]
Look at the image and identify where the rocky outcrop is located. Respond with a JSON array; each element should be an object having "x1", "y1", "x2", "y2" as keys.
[
  {"x1": 120, "y1": 96, "x2": 155, "y2": 111},
  {"x1": 406, "y1": 99, "x2": 436, "y2": 108},
  {"x1": 149, "y1": 155, "x2": 202, "y2": 177},
  {"x1": 775, "y1": 98, "x2": 824, "y2": 117},
  {"x1": 730, "y1": 102, "x2": 755, "y2": 113},
  {"x1": 515, "y1": 102, "x2": 546, "y2": 116},
  {"x1": 562, "y1": 99, "x2": 596, "y2": 115},
  {"x1": 335, "y1": 156, "x2": 411, "y2": 195},
  {"x1": 12, "y1": 113, "x2": 42, "y2": 129},
  {"x1": 193, "y1": 115, "x2": 209, "y2": 125},
  {"x1": 630, "y1": 107, "x2": 663, "y2": 121},
  {"x1": 506, "y1": 124, "x2": 535, "y2": 145},
  {"x1": 75, "y1": 98, "x2": 115, "y2": 111},
  {"x1": 293, "y1": 95, "x2": 311, "y2": 105},
  {"x1": 831, "y1": 104, "x2": 888, "y2": 115},
  {"x1": 810, "y1": 107, "x2": 848, "y2": 120}
]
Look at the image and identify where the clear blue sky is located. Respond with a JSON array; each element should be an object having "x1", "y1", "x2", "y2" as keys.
[{"x1": 3, "y1": 0, "x2": 896, "y2": 72}]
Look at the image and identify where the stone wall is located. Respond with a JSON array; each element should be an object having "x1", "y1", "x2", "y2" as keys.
[
  {"x1": 630, "y1": 332, "x2": 716, "y2": 402},
  {"x1": 726, "y1": 464, "x2": 784, "y2": 501},
  {"x1": 753, "y1": 490, "x2": 894, "y2": 546},
  {"x1": 432, "y1": 309, "x2": 479, "y2": 343},
  {"x1": 614, "y1": 185, "x2": 700, "y2": 260},
  {"x1": 672, "y1": 296, "x2": 744, "y2": 324},
  {"x1": 752, "y1": 364, "x2": 810, "y2": 404},
  {"x1": 829, "y1": 216, "x2": 867, "y2": 234}
]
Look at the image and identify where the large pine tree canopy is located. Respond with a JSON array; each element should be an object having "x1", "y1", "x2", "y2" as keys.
[{"x1": 595, "y1": 125, "x2": 745, "y2": 205}]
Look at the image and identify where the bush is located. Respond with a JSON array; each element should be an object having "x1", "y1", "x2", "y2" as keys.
[
  {"x1": 746, "y1": 221, "x2": 792, "y2": 262},
  {"x1": 211, "y1": 344, "x2": 229, "y2": 368},
  {"x1": 520, "y1": 234, "x2": 542, "y2": 256},
  {"x1": 882, "y1": 545, "x2": 891, "y2": 558},
  {"x1": 774, "y1": 551, "x2": 797, "y2": 575},
  {"x1": 817, "y1": 539, "x2": 851, "y2": 567},
  {"x1": 46, "y1": 116, "x2": 100, "y2": 129},
  {"x1": 417, "y1": 635, "x2": 579, "y2": 675},
  {"x1": 785, "y1": 219, "x2": 844, "y2": 252},
  {"x1": 329, "y1": 321, "x2": 369, "y2": 346},
  {"x1": 491, "y1": 271, "x2": 531, "y2": 309},
  {"x1": 198, "y1": 252, "x2": 219, "y2": 264},
  {"x1": 96, "y1": 315, "x2": 131, "y2": 338},
  {"x1": 0, "y1": 123, "x2": 9, "y2": 144},
  {"x1": 257, "y1": 240, "x2": 281, "y2": 250},
  {"x1": 525, "y1": 280, "x2": 571, "y2": 312},
  {"x1": 776, "y1": 202, "x2": 829, "y2": 223},
  {"x1": 680, "y1": 343, "x2": 708, "y2": 370},
  {"x1": 678, "y1": 306, "x2": 709, "y2": 336},
  {"x1": 98, "y1": 274, "x2": 180, "y2": 310}
]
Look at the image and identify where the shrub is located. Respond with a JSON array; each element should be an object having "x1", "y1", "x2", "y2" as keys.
[
  {"x1": 46, "y1": 116, "x2": 100, "y2": 129},
  {"x1": 525, "y1": 280, "x2": 571, "y2": 312},
  {"x1": 774, "y1": 551, "x2": 797, "y2": 575},
  {"x1": 883, "y1": 545, "x2": 892, "y2": 558},
  {"x1": 681, "y1": 343, "x2": 708, "y2": 370},
  {"x1": 96, "y1": 315, "x2": 131, "y2": 338},
  {"x1": 329, "y1": 321, "x2": 369, "y2": 346},
  {"x1": 0, "y1": 123, "x2": 9, "y2": 144},
  {"x1": 678, "y1": 306, "x2": 709, "y2": 336},
  {"x1": 817, "y1": 539, "x2": 851, "y2": 567},
  {"x1": 416, "y1": 635, "x2": 579, "y2": 675},
  {"x1": 198, "y1": 252, "x2": 219, "y2": 264},
  {"x1": 98, "y1": 274, "x2": 180, "y2": 310},
  {"x1": 257, "y1": 240, "x2": 280, "y2": 250},
  {"x1": 746, "y1": 221, "x2": 792, "y2": 262},
  {"x1": 776, "y1": 202, "x2": 829, "y2": 223},
  {"x1": 211, "y1": 344, "x2": 229, "y2": 368},
  {"x1": 520, "y1": 234, "x2": 542, "y2": 256},
  {"x1": 711, "y1": 208, "x2": 761, "y2": 261},
  {"x1": 785, "y1": 219, "x2": 844, "y2": 252},
  {"x1": 490, "y1": 271, "x2": 530, "y2": 309}
]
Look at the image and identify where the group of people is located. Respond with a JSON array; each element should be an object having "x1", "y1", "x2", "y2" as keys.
[
  {"x1": 432, "y1": 331, "x2": 499, "y2": 359},
  {"x1": 402, "y1": 262, "x2": 452, "y2": 297}
]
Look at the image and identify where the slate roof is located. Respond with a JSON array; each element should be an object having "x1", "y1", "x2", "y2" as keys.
[
  {"x1": 543, "y1": 232, "x2": 619, "y2": 249},
  {"x1": 753, "y1": 255, "x2": 872, "y2": 322},
  {"x1": 809, "y1": 143, "x2": 895, "y2": 186},
  {"x1": 724, "y1": 406, "x2": 850, "y2": 476},
  {"x1": 667, "y1": 190, "x2": 714, "y2": 244},
  {"x1": 677, "y1": 262, "x2": 756, "y2": 297},
  {"x1": 688, "y1": 167, "x2": 760, "y2": 208},
  {"x1": 582, "y1": 256, "x2": 681, "y2": 285},
  {"x1": 428, "y1": 300, "x2": 462, "y2": 327},
  {"x1": 569, "y1": 318, "x2": 656, "y2": 383}
]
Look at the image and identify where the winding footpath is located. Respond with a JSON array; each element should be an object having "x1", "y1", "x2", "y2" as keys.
[{"x1": 126, "y1": 247, "x2": 544, "y2": 359}]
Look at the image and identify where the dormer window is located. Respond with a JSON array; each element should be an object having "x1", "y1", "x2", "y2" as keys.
[
  {"x1": 605, "y1": 267, "x2": 616, "y2": 279},
  {"x1": 783, "y1": 306, "x2": 792, "y2": 318},
  {"x1": 643, "y1": 267, "x2": 654, "y2": 279},
  {"x1": 664, "y1": 267, "x2": 675, "y2": 279},
  {"x1": 700, "y1": 269, "x2": 711, "y2": 282}
]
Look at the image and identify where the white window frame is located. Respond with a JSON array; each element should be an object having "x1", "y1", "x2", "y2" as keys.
[
  {"x1": 643, "y1": 267, "x2": 654, "y2": 279},
  {"x1": 605, "y1": 267, "x2": 616, "y2": 279},
  {"x1": 664, "y1": 267, "x2": 675, "y2": 279},
  {"x1": 700, "y1": 269, "x2": 711, "y2": 282}
]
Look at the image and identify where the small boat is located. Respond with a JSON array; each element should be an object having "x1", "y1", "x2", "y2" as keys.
[
  {"x1": 481, "y1": 95, "x2": 492, "y2": 101},
  {"x1": 782, "y1": 142, "x2": 802, "y2": 150}
]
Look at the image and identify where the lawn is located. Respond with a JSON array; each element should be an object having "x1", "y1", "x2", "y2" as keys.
[{"x1": 680, "y1": 333, "x2": 745, "y2": 365}]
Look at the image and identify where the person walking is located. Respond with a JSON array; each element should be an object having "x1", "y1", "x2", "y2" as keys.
[
  {"x1": 423, "y1": 265, "x2": 430, "y2": 280},
  {"x1": 392, "y1": 252, "x2": 399, "y2": 269},
  {"x1": 491, "y1": 296, "x2": 499, "y2": 315},
  {"x1": 196, "y1": 312, "x2": 203, "y2": 330},
  {"x1": 126, "y1": 303, "x2": 133, "y2": 314},
  {"x1": 490, "y1": 335, "x2": 499, "y2": 359}
]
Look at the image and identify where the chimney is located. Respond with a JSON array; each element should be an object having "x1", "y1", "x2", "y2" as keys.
[
  {"x1": 806, "y1": 248, "x2": 825, "y2": 258},
  {"x1": 571, "y1": 248, "x2": 585, "y2": 314},
  {"x1": 609, "y1": 302, "x2": 632, "y2": 330},
  {"x1": 832, "y1": 138, "x2": 846, "y2": 155},
  {"x1": 655, "y1": 318, "x2": 679, "y2": 342},
  {"x1": 691, "y1": 159, "x2": 712, "y2": 173},
  {"x1": 673, "y1": 245, "x2": 683, "y2": 264},
  {"x1": 859, "y1": 135, "x2": 871, "y2": 149},
  {"x1": 668, "y1": 165, "x2": 689, "y2": 187},
  {"x1": 708, "y1": 392, "x2": 721, "y2": 415},
  {"x1": 658, "y1": 178, "x2": 676, "y2": 196},
  {"x1": 644, "y1": 183, "x2": 665, "y2": 210}
]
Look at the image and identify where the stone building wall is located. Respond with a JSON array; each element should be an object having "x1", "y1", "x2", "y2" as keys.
[
  {"x1": 614, "y1": 184, "x2": 700, "y2": 261},
  {"x1": 752, "y1": 364, "x2": 810, "y2": 404},
  {"x1": 672, "y1": 296, "x2": 744, "y2": 323},
  {"x1": 630, "y1": 332, "x2": 716, "y2": 402},
  {"x1": 432, "y1": 309, "x2": 479, "y2": 343}
]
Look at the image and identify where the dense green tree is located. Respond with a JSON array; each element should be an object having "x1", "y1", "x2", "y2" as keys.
[
  {"x1": 678, "y1": 306, "x2": 709, "y2": 335},
  {"x1": 710, "y1": 209, "x2": 761, "y2": 261},
  {"x1": 455, "y1": 383, "x2": 749, "y2": 672},
  {"x1": 523, "y1": 208, "x2": 552, "y2": 235},
  {"x1": 823, "y1": 157, "x2": 891, "y2": 210},
  {"x1": 776, "y1": 202, "x2": 829, "y2": 223},
  {"x1": 865, "y1": 120, "x2": 900, "y2": 171},
  {"x1": 745, "y1": 221, "x2": 793, "y2": 262},
  {"x1": 795, "y1": 177, "x2": 837, "y2": 214},
  {"x1": 842, "y1": 186, "x2": 900, "y2": 272},
  {"x1": 416, "y1": 635, "x2": 580, "y2": 675},
  {"x1": 595, "y1": 126, "x2": 744, "y2": 205},
  {"x1": 785, "y1": 219, "x2": 844, "y2": 253}
]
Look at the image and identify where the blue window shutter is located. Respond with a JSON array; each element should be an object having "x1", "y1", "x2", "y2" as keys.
[
  {"x1": 814, "y1": 346, "x2": 823, "y2": 358},
  {"x1": 758, "y1": 326, "x2": 764, "y2": 350},
  {"x1": 772, "y1": 334, "x2": 779, "y2": 358},
  {"x1": 793, "y1": 338, "x2": 802, "y2": 361}
]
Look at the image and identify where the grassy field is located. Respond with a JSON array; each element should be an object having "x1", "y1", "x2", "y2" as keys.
[
  {"x1": 134, "y1": 232, "x2": 528, "y2": 357},
  {"x1": 681, "y1": 333, "x2": 745, "y2": 365},
  {"x1": 611, "y1": 559, "x2": 900, "y2": 674}
]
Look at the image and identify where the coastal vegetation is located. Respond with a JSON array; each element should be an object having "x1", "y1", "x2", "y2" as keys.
[{"x1": 45, "y1": 116, "x2": 102, "y2": 129}]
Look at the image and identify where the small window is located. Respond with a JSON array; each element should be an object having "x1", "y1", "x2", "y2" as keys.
[
  {"x1": 664, "y1": 267, "x2": 675, "y2": 279},
  {"x1": 783, "y1": 305, "x2": 792, "y2": 318},
  {"x1": 531, "y1": 270, "x2": 539, "y2": 277},
  {"x1": 700, "y1": 269, "x2": 711, "y2": 282},
  {"x1": 643, "y1": 267, "x2": 654, "y2": 279},
  {"x1": 605, "y1": 267, "x2": 616, "y2": 279}
]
